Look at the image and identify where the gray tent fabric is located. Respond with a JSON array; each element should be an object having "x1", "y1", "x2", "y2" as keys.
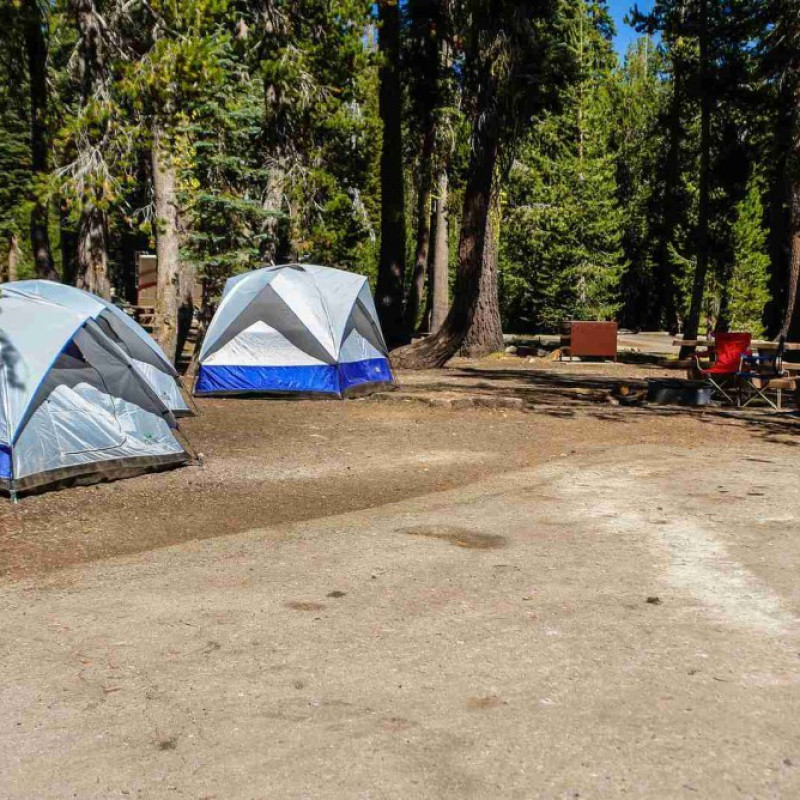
[
  {"x1": 200, "y1": 283, "x2": 338, "y2": 366},
  {"x1": 0, "y1": 292, "x2": 189, "y2": 496},
  {"x1": 1, "y1": 280, "x2": 191, "y2": 414},
  {"x1": 196, "y1": 263, "x2": 394, "y2": 396}
]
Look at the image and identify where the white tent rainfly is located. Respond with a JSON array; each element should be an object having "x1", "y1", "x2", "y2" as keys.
[
  {"x1": 0, "y1": 290, "x2": 191, "y2": 498},
  {"x1": 195, "y1": 263, "x2": 394, "y2": 396},
  {"x1": 2, "y1": 280, "x2": 191, "y2": 415}
]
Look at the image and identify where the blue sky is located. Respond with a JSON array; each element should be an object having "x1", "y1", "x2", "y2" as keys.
[{"x1": 609, "y1": 0, "x2": 655, "y2": 57}]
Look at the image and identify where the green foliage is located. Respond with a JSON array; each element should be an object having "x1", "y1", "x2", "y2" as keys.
[
  {"x1": 0, "y1": 0, "x2": 795, "y2": 342},
  {"x1": 500, "y1": 0, "x2": 625, "y2": 331},
  {"x1": 250, "y1": 0, "x2": 381, "y2": 272},
  {"x1": 182, "y1": 61, "x2": 275, "y2": 293},
  {"x1": 611, "y1": 37, "x2": 668, "y2": 326},
  {"x1": 0, "y1": 76, "x2": 31, "y2": 248},
  {"x1": 728, "y1": 173, "x2": 771, "y2": 336}
]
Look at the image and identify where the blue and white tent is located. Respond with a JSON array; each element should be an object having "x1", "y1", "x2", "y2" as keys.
[
  {"x1": 1, "y1": 280, "x2": 191, "y2": 415},
  {"x1": 195, "y1": 264, "x2": 394, "y2": 396},
  {"x1": 0, "y1": 292, "x2": 190, "y2": 497}
]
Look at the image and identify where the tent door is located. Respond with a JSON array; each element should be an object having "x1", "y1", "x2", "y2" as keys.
[{"x1": 46, "y1": 383, "x2": 128, "y2": 457}]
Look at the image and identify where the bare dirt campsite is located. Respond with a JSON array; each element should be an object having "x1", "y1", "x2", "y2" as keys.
[{"x1": 3, "y1": 355, "x2": 800, "y2": 799}]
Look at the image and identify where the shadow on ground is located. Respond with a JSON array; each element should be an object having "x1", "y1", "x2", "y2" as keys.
[{"x1": 387, "y1": 363, "x2": 800, "y2": 449}]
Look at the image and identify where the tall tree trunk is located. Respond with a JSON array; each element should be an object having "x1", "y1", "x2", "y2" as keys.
[
  {"x1": 460, "y1": 190, "x2": 503, "y2": 357},
  {"x1": 152, "y1": 121, "x2": 187, "y2": 365},
  {"x1": 403, "y1": 0, "x2": 444, "y2": 338},
  {"x1": 261, "y1": 162, "x2": 287, "y2": 263},
  {"x1": 428, "y1": 166, "x2": 450, "y2": 333},
  {"x1": 24, "y1": 0, "x2": 57, "y2": 281},
  {"x1": 766, "y1": 83, "x2": 793, "y2": 337},
  {"x1": 76, "y1": 202, "x2": 111, "y2": 298},
  {"x1": 6, "y1": 234, "x2": 20, "y2": 282},
  {"x1": 404, "y1": 127, "x2": 435, "y2": 337},
  {"x1": 780, "y1": 180, "x2": 800, "y2": 339},
  {"x1": 391, "y1": 72, "x2": 499, "y2": 369},
  {"x1": 649, "y1": 58, "x2": 684, "y2": 332},
  {"x1": 680, "y1": 0, "x2": 712, "y2": 358},
  {"x1": 175, "y1": 250, "x2": 196, "y2": 370},
  {"x1": 72, "y1": 0, "x2": 111, "y2": 298},
  {"x1": 59, "y1": 198, "x2": 79, "y2": 286},
  {"x1": 374, "y1": 0, "x2": 407, "y2": 348},
  {"x1": 780, "y1": 79, "x2": 800, "y2": 341}
]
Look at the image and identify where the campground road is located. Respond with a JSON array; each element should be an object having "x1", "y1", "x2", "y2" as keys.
[{"x1": 2, "y1": 443, "x2": 800, "y2": 799}]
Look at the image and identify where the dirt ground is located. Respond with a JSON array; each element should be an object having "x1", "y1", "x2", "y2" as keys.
[{"x1": 2, "y1": 357, "x2": 800, "y2": 798}]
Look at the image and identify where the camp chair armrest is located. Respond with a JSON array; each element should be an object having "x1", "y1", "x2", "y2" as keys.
[{"x1": 741, "y1": 354, "x2": 775, "y2": 364}]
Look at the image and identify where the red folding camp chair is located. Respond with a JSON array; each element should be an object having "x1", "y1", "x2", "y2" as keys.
[{"x1": 690, "y1": 332, "x2": 752, "y2": 405}]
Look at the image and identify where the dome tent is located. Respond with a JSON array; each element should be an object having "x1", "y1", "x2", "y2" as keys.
[
  {"x1": 195, "y1": 264, "x2": 394, "y2": 397},
  {"x1": 0, "y1": 292, "x2": 190, "y2": 498},
  {"x1": 1, "y1": 280, "x2": 191, "y2": 415}
]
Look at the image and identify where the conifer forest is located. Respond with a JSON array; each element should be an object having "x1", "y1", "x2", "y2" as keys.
[{"x1": 1, "y1": 0, "x2": 799, "y2": 366}]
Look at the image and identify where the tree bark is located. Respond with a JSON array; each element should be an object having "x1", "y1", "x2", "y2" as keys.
[
  {"x1": 403, "y1": 126, "x2": 435, "y2": 337},
  {"x1": 780, "y1": 78, "x2": 800, "y2": 341},
  {"x1": 680, "y1": 0, "x2": 712, "y2": 358},
  {"x1": 152, "y1": 122, "x2": 190, "y2": 365},
  {"x1": 460, "y1": 190, "x2": 504, "y2": 357},
  {"x1": 649, "y1": 56, "x2": 684, "y2": 332},
  {"x1": 59, "y1": 198, "x2": 79, "y2": 286},
  {"x1": 6, "y1": 234, "x2": 20, "y2": 282},
  {"x1": 403, "y1": 0, "x2": 444, "y2": 338},
  {"x1": 261, "y1": 163, "x2": 287, "y2": 264},
  {"x1": 72, "y1": 0, "x2": 111, "y2": 298},
  {"x1": 24, "y1": 0, "x2": 58, "y2": 281},
  {"x1": 390, "y1": 72, "x2": 499, "y2": 369},
  {"x1": 780, "y1": 180, "x2": 800, "y2": 339},
  {"x1": 374, "y1": 0, "x2": 407, "y2": 348},
  {"x1": 428, "y1": 166, "x2": 450, "y2": 333},
  {"x1": 76, "y1": 202, "x2": 111, "y2": 298}
]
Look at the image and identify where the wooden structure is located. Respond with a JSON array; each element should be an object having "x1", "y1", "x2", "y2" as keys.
[
  {"x1": 135, "y1": 252, "x2": 158, "y2": 306},
  {"x1": 675, "y1": 335, "x2": 799, "y2": 409},
  {"x1": 560, "y1": 321, "x2": 618, "y2": 361},
  {"x1": 673, "y1": 336, "x2": 800, "y2": 352}
]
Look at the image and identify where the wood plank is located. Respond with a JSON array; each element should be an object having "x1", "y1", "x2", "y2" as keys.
[{"x1": 672, "y1": 337, "x2": 800, "y2": 351}]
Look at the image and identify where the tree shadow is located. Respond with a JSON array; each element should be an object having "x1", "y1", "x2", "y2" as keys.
[
  {"x1": 0, "y1": 326, "x2": 25, "y2": 392},
  {"x1": 396, "y1": 363, "x2": 800, "y2": 447}
]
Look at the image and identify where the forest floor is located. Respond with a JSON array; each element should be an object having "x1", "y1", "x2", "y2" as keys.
[{"x1": 2, "y1": 355, "x2": 800, "y2": 798}]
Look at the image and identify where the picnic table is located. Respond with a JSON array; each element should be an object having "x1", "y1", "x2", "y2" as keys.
[
  {"x1": 670, "y1": 335, "x2": 799, "y2": 409},
  {"x1": 672, "y1": 337, "x2": 800, "y2": 351},
  {"x1": 672, "y1": 337, "x2": 800, "y2": 372}
]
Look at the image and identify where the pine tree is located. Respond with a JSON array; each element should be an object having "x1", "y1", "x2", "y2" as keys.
[
  {"x1": 764, "y1": 0, "x2": 800, "y2": 339},
  {"x1": 243, "y1": 0, "x2": 380, "y2": 273},
  {"x1": 392, "y1": 0, "x2": 573, "y2": 367},
  {"x1": 728, "y1": 173, "x2": 770, "y2": 336},
  {"x1": 375, "y1": 0, "x2": 407, "y2": 347},
  {"x1": 612, "y1": 37, "x2": 667, "y2": 330},
  {"x1": 500, "y1": 0, "x2": 624, "y2": 332},
  {"x1": 0, "y1": 27, "x2": 31, "y2": 281}
]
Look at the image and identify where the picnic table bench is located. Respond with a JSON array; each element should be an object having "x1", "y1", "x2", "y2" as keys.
[
  {"x1": 672, "y1": 337, "x2": 800, "y2": 351},
  {"x1": 671, "y1": 335, "x2": 799, "y2": 409}
]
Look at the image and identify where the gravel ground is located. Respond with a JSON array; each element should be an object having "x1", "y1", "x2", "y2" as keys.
[{"x1": 2, "y1": 359, "x2": 800, "y2": 798}]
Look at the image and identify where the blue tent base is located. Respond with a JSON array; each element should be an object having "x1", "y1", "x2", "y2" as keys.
[
  {"x1": 0, "y1": 445, "x2": 11, "y2": 481},
  {"x1": 194, "y1": 358, "x2": 394, "y2": 398}
]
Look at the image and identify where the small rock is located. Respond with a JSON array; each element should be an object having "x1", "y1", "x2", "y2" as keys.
[
  {"x1": 646, "y1": 596, "x2": 662, "y2": 605},
  {"x1": 505, "y1": 345, "x2": 518, "y2": 355}
]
